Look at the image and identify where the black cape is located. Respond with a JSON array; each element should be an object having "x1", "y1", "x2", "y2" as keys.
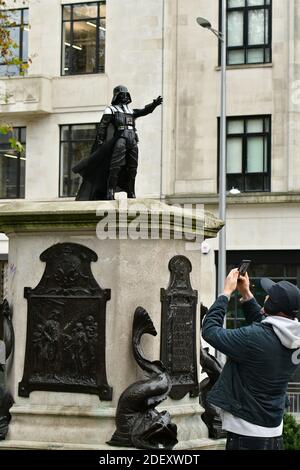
[
  {"x1": 72, "y1": 101, "x2": 159, "y2": 200},
  {"x1": 72, "y1": 134, "x2": 130, "y2": 201}
]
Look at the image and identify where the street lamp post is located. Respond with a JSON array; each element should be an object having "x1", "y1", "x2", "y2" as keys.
[{"x1": 196, "y1": 0, "x2": 227, "y2": 295}]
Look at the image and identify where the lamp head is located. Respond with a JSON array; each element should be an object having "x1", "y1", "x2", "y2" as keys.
[
  {"x1": 196, "y1": 17, "x2": 212, "y2": 29},
  {"x1": 228, "y1": 187, "x2": 241, "y2": 195}
]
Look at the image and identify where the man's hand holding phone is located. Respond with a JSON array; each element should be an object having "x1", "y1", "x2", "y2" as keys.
[
  {"x1": 223, "y1": 269, "x2": 239, "y2": 298},
  {"x1": 222, "y1": 260, "x2": 254, "y2": 300},
  {"x1": 238, "y1": 260, "x2": 251, "y2": 277},
  {"x1": 237, "y1": 271, "x2": 253, "y2": 301}
]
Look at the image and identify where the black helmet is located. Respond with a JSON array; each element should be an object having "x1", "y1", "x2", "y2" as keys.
[{"x1": 111, "y1": 85, "x2": 132, "y2": 105}]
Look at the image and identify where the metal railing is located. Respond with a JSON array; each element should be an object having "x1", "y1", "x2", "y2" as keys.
[{"x1": 287, "y1": 383, "x2": 300, "y2": 415}]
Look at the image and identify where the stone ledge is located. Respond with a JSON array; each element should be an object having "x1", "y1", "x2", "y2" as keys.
[
  {"x1": 215, "y1": 63, "x2": 273, "y2": 71},
  {"x1": 0, "y1": 438, "x2": 225, "y2": 451},
  {"x1": 166, "y1": 192, "x2": 300, "y2": 205},
  {"x1": 175, "y1": 438, "x2": 225, "y2": 450},
  {"x1": 10, "y1": 403, "x2": 204, "y2": 418},
  {"x1": 0, "y1": 199, "x2": 223, "y2": 239},
  {"x1": 0, "y1": 76, "x2": 52, "y2": 115},
  {"x1": 7, "y1": 403, "x2": 209, "y2": 448}
]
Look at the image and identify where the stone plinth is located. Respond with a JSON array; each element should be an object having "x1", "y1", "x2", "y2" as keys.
[{"x1": 0, "y1": 199, "x2": 223, "y2": 449}]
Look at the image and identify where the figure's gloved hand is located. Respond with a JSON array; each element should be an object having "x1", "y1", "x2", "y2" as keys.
[
  {"x1": 153, "y1": 96, "x2": 163, "y2": 108},
  {"x1": 97, "y1": 139, "x2": 104, "y2": 146}
]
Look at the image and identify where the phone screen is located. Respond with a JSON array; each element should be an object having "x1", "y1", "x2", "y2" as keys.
[{"x1": 238, "y1": 260, "x2": 251, "y2": 276}]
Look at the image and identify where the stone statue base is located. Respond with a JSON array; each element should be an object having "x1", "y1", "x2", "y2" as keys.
[{"x1": 0, "y1": 199, "x2": 223, "y2": 449}]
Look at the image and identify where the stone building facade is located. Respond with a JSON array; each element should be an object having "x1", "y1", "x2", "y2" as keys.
[{"x1": 0, "y1": 0, "x2": 299, "y2": 316}]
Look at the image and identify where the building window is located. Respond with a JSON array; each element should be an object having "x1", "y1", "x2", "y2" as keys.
[
  {"x1": 215, "y1": 250, "x2": 300, "y2": 329},
  {"x1": 0, "y1": 8, "x2": 29, "y2": 76},
  {"x1": 221, "y1": 0, "x2": 272, "y2": 66},
  {"x1": 0, "y1": 128, "x2": 26, "y2": 199},
  {"x1": 60, "y1": 124, "x2": 97, "y2": 197},
  {"x1": 62, "y1": 1, "x2": 106, "y2": 75},
  {"x1": 224, "y1": 115, "x2": 271, "y2": 192}
]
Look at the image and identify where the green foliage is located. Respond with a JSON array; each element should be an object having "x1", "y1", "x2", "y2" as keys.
[
  {"x1": 0, "y1": 1, "x2": 28, "y2": 150},
  {"x1": 0, "y1": 126, "x2": 24, "y2": 152},
  {"x1": 0, "y1": 1, "x2": 30, "y2": 73},
  {"x1": 9, "y1": 137, "x2": 23, "y2": 152},
  {"x1": 0, "y1": 124, "x2": 12, "y2": 135},
  {"x1": 283, "y1": 413, "x2": 300, "y2": 450}
]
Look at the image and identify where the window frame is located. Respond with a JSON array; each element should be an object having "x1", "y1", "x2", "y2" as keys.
[
  {"x1": 0, "y1": 7, "x2": 29, "y2": 76},
  {"x1": 218, "y1": 114, "x2": 272, "y2": 193},
  {"x1": 215, "y1": 250, "x2": 300, "y2": 328},
  {"x1": 59, "y1": 123, "x2": 97, "y2": 197},
  {"x1": 61, "y1": 1, "x2": 106, "y2": 76},
  {"x1": 0, "y1": 127, "x2": 26, "y2": 199},
  {"x1": 219, "y1": 0, "x2": 272, "y2": 66}
]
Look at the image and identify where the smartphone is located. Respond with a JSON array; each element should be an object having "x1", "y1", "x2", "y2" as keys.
[{"x1": 238, "y1": 259, "x2": 251, "y2": 276}]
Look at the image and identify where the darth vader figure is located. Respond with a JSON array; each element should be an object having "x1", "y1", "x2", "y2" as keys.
[{"x1": 73, "y1": 86, "x2": 163, "y2": 200}]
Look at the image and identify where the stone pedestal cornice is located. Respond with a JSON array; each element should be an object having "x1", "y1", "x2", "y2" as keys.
[{"x1": 0, "y1": 200, "x2": 224, "y2": 239}]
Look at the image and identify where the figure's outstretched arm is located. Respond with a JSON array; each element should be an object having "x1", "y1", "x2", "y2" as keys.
[{"x1": 133, "y1": 96, "x2": 163, "y2": 118}]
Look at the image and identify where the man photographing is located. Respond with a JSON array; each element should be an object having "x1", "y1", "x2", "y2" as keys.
[{"x1": 202, "y1": 268, "x2": 300, "y2": 450}]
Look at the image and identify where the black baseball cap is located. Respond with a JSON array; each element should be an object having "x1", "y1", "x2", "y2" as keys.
[{"x1": 260, "y1": 278, "x2": 300, "y2": 318}]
